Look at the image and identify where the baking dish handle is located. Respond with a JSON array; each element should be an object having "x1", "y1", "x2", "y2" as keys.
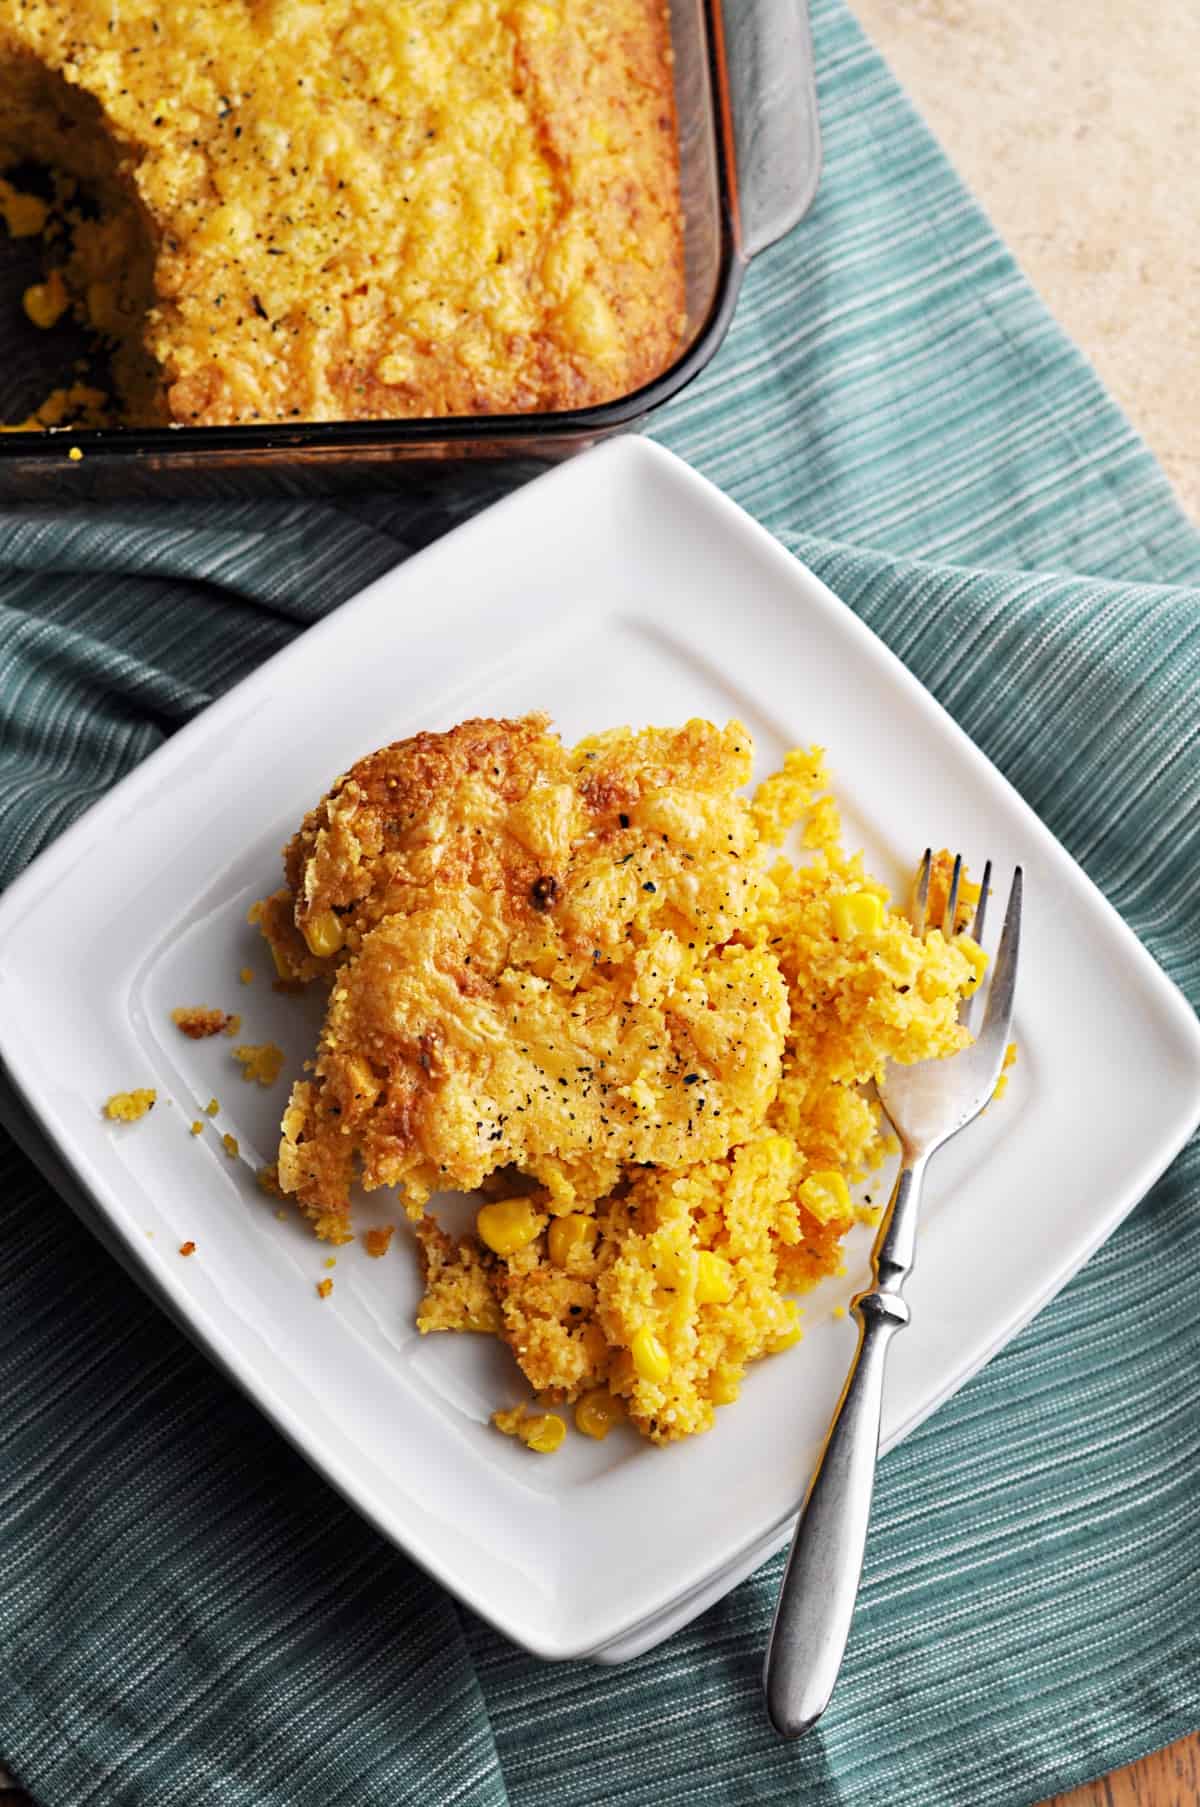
[{"x1": 721, "y1": 0, "x2": 823, "y2": 260}]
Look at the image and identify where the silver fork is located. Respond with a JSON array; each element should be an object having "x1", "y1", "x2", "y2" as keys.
[{"x1": 763, "y1": 852, "x2": 1022, "y2": 1739}]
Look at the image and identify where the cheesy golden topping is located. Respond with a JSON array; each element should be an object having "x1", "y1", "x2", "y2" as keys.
[
  {"x1": 0, "y1": 0, "x2": 685, "y2": 425},
  {"x1": 256, "y1": 715, "x2": 788, "y2": 1235},
  {"x1": 254, "y1": 716, "x2": 988, "y2": 1445}
]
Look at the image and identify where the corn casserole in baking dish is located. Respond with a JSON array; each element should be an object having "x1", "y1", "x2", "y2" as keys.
[{"x1": 0, "y1": 0, "x2": 685, "y2": 426}]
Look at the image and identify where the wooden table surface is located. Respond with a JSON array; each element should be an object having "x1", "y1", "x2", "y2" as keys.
[{"x1": 1045, "y1": 1737, "x2": 1200, "y2": 1807}]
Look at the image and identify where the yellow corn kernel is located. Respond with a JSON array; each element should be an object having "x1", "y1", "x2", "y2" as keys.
[
  {"x1": 476, "y1": 1196, "x2": 546, "y2": 1258},
  {"x1": 301, "y1": 909, "x2": 344, "y2": 958},
  {"x1": 267, "y1": 941, "x2": 293, "y2": 981},
  {"x1": 548, "y1": 1212, "x2": 597, "y2": 1269},
  {"x1": 561, "y1": 286, "x2": 617, "y2": 360},
  {"x1": 802, "y1": 1169, "x2": 852, "y2": 1225},
  {"x1": 521, "y1": 1413, "x2": 565, "y2": 1454},
  {"x1": 0, "y1": 180, "x2": 49, "y2": 236},
  {"x1": 710, "y1": 1369, "x2": 741, "y2": 1406},
  {"x1": 695, "y1": 1250, "x2": 734, "y2": 1306},
  {"x1": 375, "y1": 350, "x2": 414, "y2": 387},
  {"x1": 23, "y1": 269, "x2": 70, "y2": 330},
  {"x1": 575, "y1": 1389, "x2": 625, "y2": 1440},
  {"x1": 630, "y1": 1325, "x2": 670, "y2": 1384},
  {"x1": 766, "y1": 1300, "x2": 803, "y2": 1354},
  {"x1": 189, "y1": 1120, "x2": 204, "y2": 1136},
  {"x1": 831, "y1": 891, "x2": 884, "y2": 941},
  {"x1": 961, "y1": 937, "x2": 988, "y2": 990}
]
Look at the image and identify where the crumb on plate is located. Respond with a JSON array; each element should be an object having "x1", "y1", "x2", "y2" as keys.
[
  {"x1": 171, "y1": 1006, "x2": 238, "y2": 1040},
  {"x1": 233, "y1": 1042, "x2": 285, "y2": 1087},
  {"x1": 492, "y1": 1405, "x2": 566, "y2": 1454},
  {"x1": 104, "y1": 1088, "x2": 156, "y2": 1122}
]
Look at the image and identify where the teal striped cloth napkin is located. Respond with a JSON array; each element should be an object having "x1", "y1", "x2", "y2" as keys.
[{"x1": 2, "y1": 1, "x2": 1198, "y2": 1802}]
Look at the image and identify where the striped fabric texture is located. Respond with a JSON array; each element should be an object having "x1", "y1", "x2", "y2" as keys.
[{"x1": 1, "y1": 0, "x2": 1198, "y2": 1802}]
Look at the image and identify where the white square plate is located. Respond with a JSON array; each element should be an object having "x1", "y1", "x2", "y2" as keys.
[{"x1": 1, "y1": 438, "x2": 1198, "y2": 1662}]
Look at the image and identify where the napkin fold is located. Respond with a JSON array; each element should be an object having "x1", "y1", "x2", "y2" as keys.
[{"x1": 1, "y1": 0, "x2": 1197, "y2": 1801}]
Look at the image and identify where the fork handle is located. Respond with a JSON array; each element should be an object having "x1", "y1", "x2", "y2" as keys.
[{"x1": 763, "y1": 1157, "x2": 925, "y2": 1739}]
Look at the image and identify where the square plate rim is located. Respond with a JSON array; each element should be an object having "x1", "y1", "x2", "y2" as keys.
[{"x1": 1, "y1": 435, "x2": 1198, "y2": 1662}]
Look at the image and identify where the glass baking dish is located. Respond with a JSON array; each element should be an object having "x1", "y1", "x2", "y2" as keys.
[{"x1": 0, "y1": 0, "x2": 820, "y2": 498}]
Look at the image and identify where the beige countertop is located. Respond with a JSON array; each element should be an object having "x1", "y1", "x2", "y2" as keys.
[{"x1": 848, "y1": 0, "x2": 1198, "y2": 525}]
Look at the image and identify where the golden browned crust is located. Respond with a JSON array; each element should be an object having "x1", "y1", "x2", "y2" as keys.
[
  {"x1": 258, "y1": 714, "x2": 789, "y2": 1236},
  {"x1": 253, "y1": 719, "x2": 992, "y2": 1443},
  {"x1": 0, "y1": 0, "x2": 684, "y2": 426},
  {"x1": 264, "y1": 713, "x2": 567, "y2": 980}
]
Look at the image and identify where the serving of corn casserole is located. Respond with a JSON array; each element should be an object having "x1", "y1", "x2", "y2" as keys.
[
  {"x1": 0, "y1": 0, "x2": 685, "y2": 425},
  {"x1": 254, "y1": 714, "x2": 986, "y2": 1447}
]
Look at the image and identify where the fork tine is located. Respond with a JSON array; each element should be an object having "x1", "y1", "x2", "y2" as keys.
[
  {"x1": 976, "y1": 866, "x2": 1023, "y2": 1054},
  {"x1": 959, "y1": 858, "x2": 992, "y2": 1031},
  {"x1": 942, "y1": 853, "x2": 963, "y2": 940},
  {"x1": 911, "y1": 848, "x2": 932, "y2": 938},
  {"x1": 970, "y1": 859, "x2": 993, "y2": 946}
]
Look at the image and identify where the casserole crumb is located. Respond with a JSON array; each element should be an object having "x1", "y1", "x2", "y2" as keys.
[
  {"x1": 104, "y1": 1088, "x2": 156, "y2": 1121},
  {"x1": 172, "y1": 1006, "x2": 239, "y2": 1039}
]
